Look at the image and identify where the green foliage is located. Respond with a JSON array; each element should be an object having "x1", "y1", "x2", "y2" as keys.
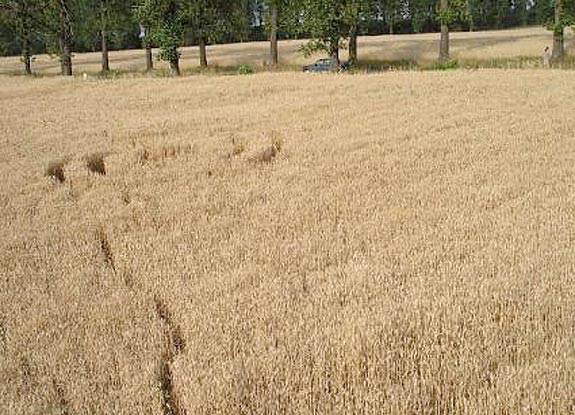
[
  {"x1": 436, "y1": 0, "x2": 468, "y2": 26},
  {"x1": 432, "y1": 58, "x2": 459, "y2": 70},
  {"x1": 181, "y1": 0, "x2": 223, "y2": 44},
  {"x1": 534, "y1": 0, "x2": 553, "y2": 25},
  {"x1": 134, "y1": 0, "x2": 156, "y2": 48},
  {"x1": 259, "y1": 0, "x2": 292, "y2": 35},
  {"x1": 371, "y1": 0, "x2": 403, "y2": 32},
  {"x1": 155, "y1": 21, "x2": 183, "y2": 63},
  {"x1": 74, "y1": 0, "x2": 134, "y2": 52},
  {"x1": 537, "y1": 0, "x2": 575, "y2": 41},
  {"x1": 2, "y1": 0, "x2": 574, "y2": 69},
  {"x1": 179, "y1": 0, "x2": 251, "y2": 44},
  {"x1": 298, "y1": 39, "x2": 336, "y2": 58},
  {"x1": 294, "y1": 0, "x2": 371, "y2": 62},
  {"x1": 437, "y1": 8, "x2": 456, "y2": 25},
  {"x1": 40, "y1": 0, "x2": 77, "y2": 73},
  {"x1": 135, "y1": 0, "x2": 184, "y2": 64},
  {"x1": 0, "y1": 0, "x2": 44, "y2": 62},
  {"x1": 237, "y1": 63, "x2": 254, "y2": 74},
  {"x1": 96, "y1": 69, "x2": 125, "y2": 78}
]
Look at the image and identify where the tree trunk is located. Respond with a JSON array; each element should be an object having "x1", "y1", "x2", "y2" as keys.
[
  {"x1": 100, "y1": 0, "x2": 109, "y2": 72},
  {"x1": 59, "y1": 0, "x2": 73, "y2": 76},
  {"x1": 519, "y1": 0, "x2": 528, "y2": 26},
  {"x1": 466, "y1": 0, "x2": 473, "y2": 31},
  {"x1": 349, "y1": 25, "x2": 358, "y2": 65},
  {"x1": 60, "y1": 40, "x2": 73, "y2": 76},
  {"x1": 199, "y1": 37, "x2": 208, "y2": 67},
  {"x1": 101, "y1": 29, "x2": 110, "y2": 72},
  {"x1": 269, "y1": 3, "x2": 279, "y2": 66},
  {"x1": 389, "y1": 24, "x2": 394, "y2": 35},
  {"x1": 22, "y1": 39, "x2": 32, "y2": 75},
  {"x1": 23, "y1": 54, "x2": 32, "y2": 75},
  {"x1": 552, "y1": 31, "x2": 564, "y2": 64},
  {"x1": 330, "y1": 39, "x2": 340, "y2": 72},
  {"x1": 439, "y1": 0, "x2": 450, "y2": 63},
  {"x1": 145, "y1": 45, "x2": 153, "y2": 71},
  {"x1": 552, "y1": 0, "x2": 564, "y2": 64},
  {"x1": 465, "y1": 0, "x2": 475, "y2": 32},
  {"x1": 169, "y1": 58, "x2": 180, "y2": 76}
]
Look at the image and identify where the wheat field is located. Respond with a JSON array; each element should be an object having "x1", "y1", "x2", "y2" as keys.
[
  {"x1": 1, "y1": 62, "x2": 575, "y2": 414},
  {"x1": 0, "y1": 26, "x2": 573, "y2": 75}
]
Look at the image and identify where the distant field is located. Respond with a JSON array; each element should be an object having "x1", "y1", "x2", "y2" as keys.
[
  {"x1": 0, "y1": 26, "x2": 574, "y2": 75},
  {"x1": 1, "y1": 69, "x2": 574, "y2": 414}
]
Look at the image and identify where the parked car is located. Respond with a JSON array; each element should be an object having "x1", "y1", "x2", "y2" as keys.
[{"x1": 303, "y1": 58, "x2": 350, "y2": 73}]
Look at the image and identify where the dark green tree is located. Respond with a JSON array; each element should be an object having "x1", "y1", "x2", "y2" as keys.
[
  {"x1": 515, "y1": 0, "x2": 530, "y2": 26},
  {"x1": 0, "y1": 0, "x2": 44, "y2": 74},
  {"x1": 346, "y1": 0, "x2": 372, "y2": 65},
  {"x1": 408, "y1": 0, "x2": 436, "y2": 33},
  {"x1": 535, "y1": 0, "x2": 575, "y2": 64},
  {"x1": 534, "y1": 0, "x2": 554, "y2": 25},
  {"x1": 552, "y1": 0, "x2": 564, "y2": 62},
  {"x1": 296, "y1": 0, "x2": 369, "y2": 71},
  {"x1": 180, "y1": 0, "x2": 250, "y2": 67},
  {"x1": 374, "y1": 0, "x2": 403, "y2": 34},
  {"x1": 136, "y1": 0, "x2": 184, "y2": 75},
  {"x1": 86, "y1": 0, "x2": 134, "y2": 71},
  {"x1": 134, "y1": 0, "x2": 156, "y2": 71},
  {"x1": 260, "y1": 0, "x2": 292, "y2": 66},
  {"x1": 549, "y1": 0, "x2": 575, "y2": 63},
  {"x1": 438, "y1": 0, "x2": 450, "y2": 62},
  {"x1": 437, "y1": 0, "x2": 467, "y2": 63},
  {"x1": 44, "y1": 0, "x2": 75, "y2": 76}
]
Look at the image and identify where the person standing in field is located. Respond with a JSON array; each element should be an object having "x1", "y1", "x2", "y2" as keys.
[{"x1": 542, "y1": 46, "x2": 551, "y2": 68}]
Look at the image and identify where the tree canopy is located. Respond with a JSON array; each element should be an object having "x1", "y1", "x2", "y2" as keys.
[{"x1": 0, "y1": 0, "x2": 572, "y2": 74}]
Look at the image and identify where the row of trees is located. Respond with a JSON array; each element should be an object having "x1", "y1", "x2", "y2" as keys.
[{"x1": 0, "y1": 0, "x2": 573, "y2": 75}]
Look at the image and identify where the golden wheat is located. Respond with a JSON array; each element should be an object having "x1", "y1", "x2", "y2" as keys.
[{"x1": 1, "y1": 67, "x2": 574, "y2": 414}]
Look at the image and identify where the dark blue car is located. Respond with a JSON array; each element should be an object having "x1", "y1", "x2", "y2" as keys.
[{"x1": 303, "y1": 58, "x2": 350, "y2": 73}]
